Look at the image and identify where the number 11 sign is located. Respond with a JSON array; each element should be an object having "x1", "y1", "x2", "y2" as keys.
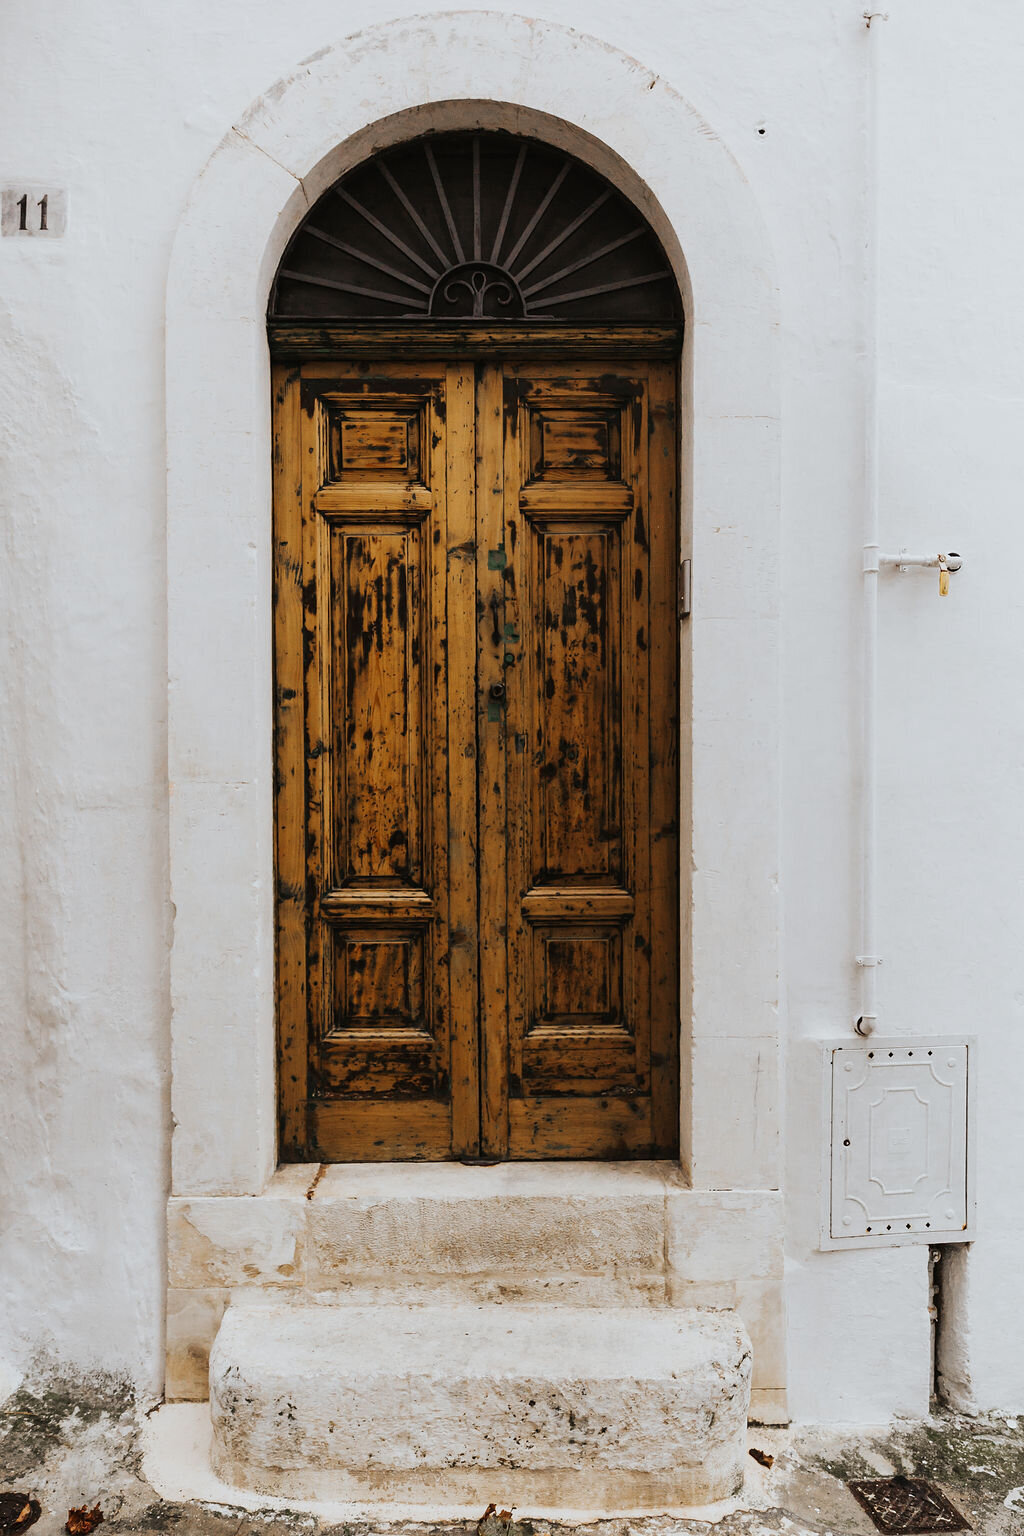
[{"x1": 2, "y1": 186, "x2": 67, "y2": 237}]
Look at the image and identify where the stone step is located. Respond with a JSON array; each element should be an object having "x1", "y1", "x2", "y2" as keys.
[
  {"x1": 209, "y1": 1299, "x2": 751, "y2": 1509},
  {"x1": 303, "y1": 1161, "x2": 678, "y2": 1299}
]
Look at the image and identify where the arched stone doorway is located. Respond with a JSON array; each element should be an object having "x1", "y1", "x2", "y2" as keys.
[{"x1": 270, "y1": 131, "x2": 682, "y2": 1161}]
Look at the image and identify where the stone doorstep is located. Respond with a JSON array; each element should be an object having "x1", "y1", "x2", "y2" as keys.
[{"x1": 209, "y1": 1299, "x2": 752, "y2": 1509}]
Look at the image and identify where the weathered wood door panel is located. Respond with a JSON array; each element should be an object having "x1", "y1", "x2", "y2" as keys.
[
  {"x1": 274, "y1": 358, "x2": 678, "y2": 1161},
  {"x1": 275, "y1": 363, "x2": 479, "y2": 1160},
  {"x1": 481, "y1": 363, "x2": 679, "y2": 1157}
]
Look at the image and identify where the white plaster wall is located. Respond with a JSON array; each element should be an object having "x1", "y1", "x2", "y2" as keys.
[
  {"x1": 874, "y1": 1, "x2": 1024, "y2": 1413},
  {"x1": 780, "y1": 0, "x2": 1024, "y2": 1418},
  {"x1": 0, "y1": 0, "x2": 1021, "y2": 1418}
]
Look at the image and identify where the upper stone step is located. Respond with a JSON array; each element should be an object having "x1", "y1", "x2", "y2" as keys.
[
  {"x1": 209, "y1": 1299, "x2": 751, "y2": 1509},
  {"x1": 304, "y1": 1161, "x2": 677, "y2": 1296}
]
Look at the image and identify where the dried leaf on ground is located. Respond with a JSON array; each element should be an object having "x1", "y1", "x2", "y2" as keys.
[
  {"x1": 478, "y1": 1505, "x2": 528, "y2": 1536},
  {"x1": 0, "y1": 1494, "x2": 41, "y2": 1536},
  {"x1": 749, "y1": 1447, "x2": 775, "y2": 1468},
  {"x1": 66, "y1": 1505, "x2": 104, "y2": 1535}
]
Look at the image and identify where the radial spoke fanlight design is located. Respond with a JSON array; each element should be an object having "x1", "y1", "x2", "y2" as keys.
[{"x1": 270, "y1": 132, "x2": 680, "y2": 324}]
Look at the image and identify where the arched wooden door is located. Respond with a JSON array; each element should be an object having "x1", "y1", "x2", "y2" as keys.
[{"x1": 270, "y1": 134, "x2": 681, "y2": 1161}]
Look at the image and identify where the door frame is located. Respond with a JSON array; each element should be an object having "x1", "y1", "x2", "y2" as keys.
[
  {"x1": 165, "y1": 31, "x2": 782, "y2": 1200},
  {"x1": 272, "y1": 330, "x2": 682, "y2": 1162}
]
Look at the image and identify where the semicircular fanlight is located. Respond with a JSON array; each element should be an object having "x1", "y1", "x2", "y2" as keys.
[{"x1": 270, "y1": 131, "x2": 680, "y2": 324}]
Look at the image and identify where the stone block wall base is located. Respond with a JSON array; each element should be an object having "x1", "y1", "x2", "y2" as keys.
[
  {"x1": 209, "y1": 1301, "x2": 752, "y2": 1509},
  {"x1": 749, "y1": 1387, "x2": 789, "y2": 1426}
]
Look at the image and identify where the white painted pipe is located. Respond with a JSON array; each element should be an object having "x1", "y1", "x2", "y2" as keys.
[
  {"x1": 859, "y1": 541, "x2": 880, "y2": 1037},
  {"x1": 857, "y1": 17, "x2": 961, "y2": 1038},
  {"x1": 857, "y1": 10, "x2": 887, "y2": 1037}
]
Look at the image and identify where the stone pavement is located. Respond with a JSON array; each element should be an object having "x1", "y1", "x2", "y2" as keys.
[{"x1": 2, "y1": 1378, "x2": 1023, "y2": 1536}]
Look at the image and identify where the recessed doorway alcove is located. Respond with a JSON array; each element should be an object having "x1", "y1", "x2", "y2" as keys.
[{"x1": 269, "y1": 129, "x2": 683, "y2": 1164}]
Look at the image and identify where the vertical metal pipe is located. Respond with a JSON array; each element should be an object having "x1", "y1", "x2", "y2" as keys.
[
  {"x1": 857, "y1": 10, "x2": 887, "y2": 1036},
  {"x1": 859, "y1": 544, "x2": 879, "y2": 1035}
]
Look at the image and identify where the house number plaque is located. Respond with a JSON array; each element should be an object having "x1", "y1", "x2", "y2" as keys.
[{"x1": 2, "y1": 186, "x2": 67, "y2": 237}]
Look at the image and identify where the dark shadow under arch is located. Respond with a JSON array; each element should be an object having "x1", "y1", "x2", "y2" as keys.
[{"x1": 270, "y1": 130, "x2": 683, "y2": 326}]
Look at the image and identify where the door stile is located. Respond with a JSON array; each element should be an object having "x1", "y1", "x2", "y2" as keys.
[
  {"x1": 273, "y1": 363, "x2": 309, "y2": 1159},
  {"x1": 627, "y1": 368, "x2": 652, "y2": 1101},
  {"x1": 476, "y1": 362, "x2": 511, "y2": 1157},
  {"x1": 501, "y1": 365, "x2": 531, "y2": 1145},
  {"x1": 647, "y1": 361, "x2": 681, "y2": 1151},
  {"x1": 301, "y1": 379, "x2": 330, "y2": 1154},
  {"x1": 445, "y1": 362, "x2": 482, "y2": 1156}
]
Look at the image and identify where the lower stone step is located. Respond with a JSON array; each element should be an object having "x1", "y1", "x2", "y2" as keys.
[{"x1": 210, "y1": 1300, "x2": 751, "y2": 1508}]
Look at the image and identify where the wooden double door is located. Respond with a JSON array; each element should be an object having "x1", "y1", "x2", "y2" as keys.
[{"x1": 274, "y1": 356, "x2": 679, "y2": 1160}]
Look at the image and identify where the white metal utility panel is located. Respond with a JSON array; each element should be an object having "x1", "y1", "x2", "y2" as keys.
[{"x1": 822, "y1": 1038, "x2": 974, "y2": 1250}]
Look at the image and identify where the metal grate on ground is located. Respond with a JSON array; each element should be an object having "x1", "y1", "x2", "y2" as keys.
[{"x1": 847, "y1": 1476, "x2": 971, "y2": 1533}]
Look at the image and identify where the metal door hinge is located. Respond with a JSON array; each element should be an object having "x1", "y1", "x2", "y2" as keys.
[{"x1": 678, "y1": 559, "x2": 691, "y2": 620}]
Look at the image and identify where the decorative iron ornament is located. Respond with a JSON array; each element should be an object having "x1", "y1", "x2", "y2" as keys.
[
  {"x1": 435, "y1": 263, "x2": 524, "y2": 318},
  {"x1": 847, "y1": 1477, "x2": 971, "y2": 1534},
  {"x1": 270, "y1": 131, "x2": 680, "y2": 324}
]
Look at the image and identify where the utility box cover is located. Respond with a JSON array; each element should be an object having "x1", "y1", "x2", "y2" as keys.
[{"x1": 822, "y1": 1038, "x2": 974, "y2": 1250}]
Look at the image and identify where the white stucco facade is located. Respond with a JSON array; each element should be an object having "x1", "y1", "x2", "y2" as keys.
[{"x1": 1, "y1": 0, "x2": 1022, "y2": 1428}]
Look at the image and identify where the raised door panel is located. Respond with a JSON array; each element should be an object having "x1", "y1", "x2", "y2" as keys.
[
  {"x1": 531, "y1": 522, "x2": 624, "y2": 885},
  {"x1": 330, "y1": 524, "x2": 426, "y2": 887}
]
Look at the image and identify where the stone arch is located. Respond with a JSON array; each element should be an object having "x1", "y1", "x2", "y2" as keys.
[{"x1": 166, "y1": 12, "x2": 781, "y2": 1195}]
